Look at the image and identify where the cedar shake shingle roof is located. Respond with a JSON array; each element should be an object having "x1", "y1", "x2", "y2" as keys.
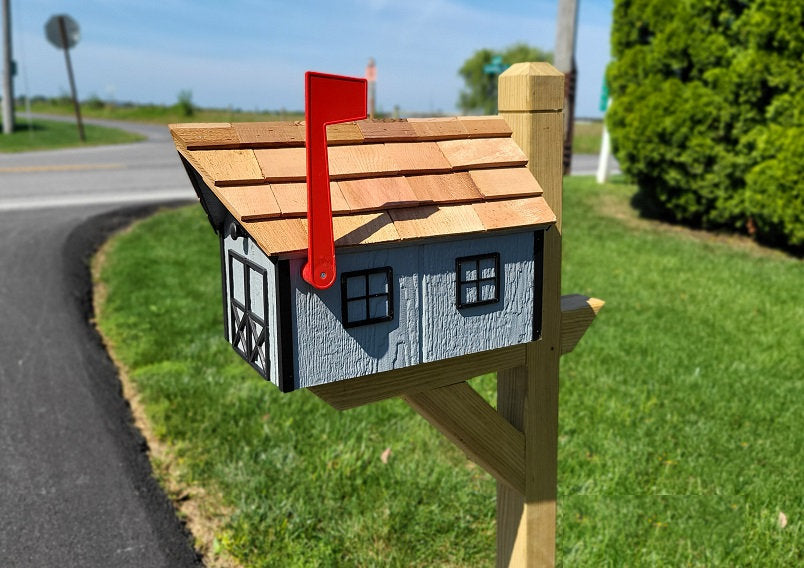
[{"x1": 170, "y1": 116, "x2": 556, "y2": 256}]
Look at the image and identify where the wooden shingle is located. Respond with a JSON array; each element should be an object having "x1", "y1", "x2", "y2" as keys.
[
  {"x1": 254, "y1": 147, "x2": 306, "y2": 182},
  {"x1": 469, "y1": 167, "x2": 544, "y2": 199},
  {"x1": 406, "y1": 172, "x2": 483, "y2": 204},
  {"x1": 338, "y1": 177, "x2": 419, "y2": 211},
  {"x1": 192, "y1": 149, "x2": 265, "y2": 186},
  {"x1": 437, "y1": 138, "x2": 528, "y2": 170}
]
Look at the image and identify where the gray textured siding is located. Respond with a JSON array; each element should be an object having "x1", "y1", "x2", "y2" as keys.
[
  {"x1": 223, "y1": 230, "x2": 538, "y2": 390},
  {"x1": 287, "y1": 232, "x2": 536, "y2": 389}
]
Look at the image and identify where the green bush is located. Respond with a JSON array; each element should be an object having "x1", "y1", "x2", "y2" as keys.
[{"x1": 607, "y1": 0, "x2": 803, "y2": 250}]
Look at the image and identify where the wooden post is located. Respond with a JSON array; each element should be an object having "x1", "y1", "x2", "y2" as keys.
[{"x1": 497, "y1": 62, "x2": 564, "y2": 567}]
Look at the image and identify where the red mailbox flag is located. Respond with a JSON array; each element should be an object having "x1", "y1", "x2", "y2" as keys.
[{"x1": 302, "y1": 71, "x2": 368, "y2": 290}]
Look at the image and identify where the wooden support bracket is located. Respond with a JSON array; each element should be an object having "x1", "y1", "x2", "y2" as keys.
[{"x1": 402, "y1": 381, "x2": 526, "y2": 493}]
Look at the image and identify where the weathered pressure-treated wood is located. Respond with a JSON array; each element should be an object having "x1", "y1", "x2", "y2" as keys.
[
  {"x1": 496, "y1": 62, "x2": 564, "y2": 568},
  {"x1": 438, "y1": 138, "x2": 528, "y2": 170},
  {"x1": 403, "y1": 382, "x2": 526, "y2": 493},
  {"x1": 310, "y1": 343, "x2": 527, "y2": 409},
  {"x1": 497, "y1": 62, "x2": 564, "y2": 112},
  {"x1": 560, "y1": 294, "x2": 605, "y2": 354}
]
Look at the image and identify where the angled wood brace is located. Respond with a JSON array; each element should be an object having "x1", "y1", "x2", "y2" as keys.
[{"x1": 312, "y1": 294, "x2": 603, "y2": 494}]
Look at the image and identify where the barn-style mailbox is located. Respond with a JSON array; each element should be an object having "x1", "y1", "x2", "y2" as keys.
[
  {"x1": 171, "y1": 65, "x2": 602, "y2": 566},
  {"x1": 171, "y1": 111, "x2": 555, "y2": 392}
]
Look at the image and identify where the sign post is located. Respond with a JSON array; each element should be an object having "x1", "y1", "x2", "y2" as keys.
[
  {"x1": 45, "y1": 14, "x2": 84, "y2": 141},
  {"x1": 596, "y1": 79, "x2": 612, "y2": 184},
  {"x1": 365, "y1": 58, "x2": 376, "y2": 119}
]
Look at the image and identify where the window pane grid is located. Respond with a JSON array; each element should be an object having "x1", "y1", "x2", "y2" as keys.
[
  {"x1": 341, "y1": 267, "x2": 394, "y2": 328},
  {"x1": 456, "y1": 253, "x2": 500, "y2": 308}
]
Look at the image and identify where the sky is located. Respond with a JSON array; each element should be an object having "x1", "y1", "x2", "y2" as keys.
[{"x1": 9, "y1": 0, "x2": 614, "y2": 117}]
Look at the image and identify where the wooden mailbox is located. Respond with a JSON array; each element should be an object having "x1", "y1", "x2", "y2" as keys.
[{"x1": 170, "y1": 63, "x2": 602, "y2": 567}]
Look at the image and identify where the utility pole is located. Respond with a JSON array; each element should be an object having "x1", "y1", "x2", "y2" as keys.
[
  {"x1": 555, "y1": 0, "x2": 579, "y2": 174},
  {"x1": 2, "y1": 0, "x2": 14, "y2": 134}
]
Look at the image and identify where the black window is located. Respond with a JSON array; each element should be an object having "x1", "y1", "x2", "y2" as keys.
[
  {"x1": 456, "y1": 252, "x2": 500, "y2": 308},
  {"x1": 228, "y1": 250, "x2": 269, "y2": 376},
  {"x1": 341, "y1": 267, "x2": 394, "y2": 328}
]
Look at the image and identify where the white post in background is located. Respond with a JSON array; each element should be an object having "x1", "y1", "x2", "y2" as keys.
[
  {"x1": 596, "y1": 98, "x2": 612, "y2": 183},
  {"x1": 2, "y1": 0, "x2": 14, "y2": 134}
]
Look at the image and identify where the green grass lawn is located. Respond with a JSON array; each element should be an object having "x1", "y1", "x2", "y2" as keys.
[
  {"x1": 572, "y1": 121, "x2": 603, "y2": 154},
  {"x1": 93, "y1": 177, "x2": 802, "y2": 566},
  {"x1": 26, "y1": 100, "x2": 305, "y2": 125},
  {"x1": 0, "y1": 118, "x2": 144, "y2": 152}
]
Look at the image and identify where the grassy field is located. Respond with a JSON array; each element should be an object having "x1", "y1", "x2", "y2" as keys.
[
  {"x1": 572, "y1": 121, "x2": 603, "y2": 154},
  {"x1": 0, "y1": 118, "x2": 144, "y2": 152},
  {"x1": 24, "y1": 100, "x2": 602, "y2": 154},
  {"x1": 93, "y1": 177, "x2": 802, "y2": 566},
  {"x1": 26, "y1": 100, "x2": 305, "y2": 125}
]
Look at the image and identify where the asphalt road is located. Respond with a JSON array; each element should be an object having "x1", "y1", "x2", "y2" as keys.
[{"x1": 0, "y1": 118, "x2": 200, "y2": 567}]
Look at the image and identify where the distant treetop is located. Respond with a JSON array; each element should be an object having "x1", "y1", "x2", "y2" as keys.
[{"x1": 458, "y1": 43, "x2": 553, "y2": 115}]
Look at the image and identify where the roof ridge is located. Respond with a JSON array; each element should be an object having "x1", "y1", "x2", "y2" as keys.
[{"x1": 169, "y1": 116, "x2": 512, "y2": 150}]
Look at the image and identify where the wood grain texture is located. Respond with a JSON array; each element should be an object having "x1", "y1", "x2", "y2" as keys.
[
  {"x1": 217, "y1": 184, "x2": 282, "y2": 221},
  {"x1": 497, "y1": 62, "x2": 564, "y2": 112},
  {"x1": 458, "y1": 116, "x2": 513, "y2": 138},
  {"x1": 408, "y1": 117, "x2": 470, "y2": 140},
  {"x1": 472, "y1": 197, "x2": 556, "y2": 231},
  {"x1": 190, "y1": 149, "x2": 265, "y2": 186},
  {"x1": 338, "y1": 176, "x2": 419, "y2": 211},
  {"x1": 403, "y1": 382, "x2": 526, "y2": 493},
  {"x1": 559, "y1": 294, "x2": 604, "y2": 355},
  {"x1": 356, "y1": 119, "x2": 418, "y2": 142},
  {"x1": 328, "y1": 144, "x2": 400, "y2": 179},
  {"x1": 310, "y1": 343, "x2": 527, "y2": 410},
  {"x1": 469, "y1": 167, "x2": 544, "y2": 199},
  {"x1": 269, "y1": 182, "x2": 351, "y2": 216},
  {"x1": 234, "y1": 121, "x2": 305, "y2": 147},
  {"x1": 326, "y1": 122, "x2": 364, "y2": 145},
  {"x1": 244, "y1": 218, "x2": 308, "y2": 254},
  {"x1": 170, "y1": 123, "x2": 239, "y2": 149},
  {"x1": 406, "y1": 172, "x2": 484, "y2": 204},
  {"x1": 496, "y1": 62, "x2": 564, "y2": 568},
  {"x1": 437, "y1": 138, "x2": 528, "y2": 170},
  {"x1": 333, "y1": 212, "x2": 401, "y2": 247},
  {"x1": 389, "y1": 204, "x2": 486, "y2": 239},
  {"x1": 253, "y1": 147, "x2": 306, "y2": 183},
  {"x1": 383, "y1": 142, "x2": 452, "y2": 174},
  {"x1": 500, "y1": 111, "x2": 563, "y2": 230}
]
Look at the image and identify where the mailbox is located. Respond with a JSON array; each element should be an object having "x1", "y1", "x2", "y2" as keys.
[{"x1": 170, "y1": 75, "x2": 555, "y2": 392}]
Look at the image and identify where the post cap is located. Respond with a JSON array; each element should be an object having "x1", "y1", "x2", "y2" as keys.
[{"x1": 498, "y1": 62, "x2": 564, "y2": 113}]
